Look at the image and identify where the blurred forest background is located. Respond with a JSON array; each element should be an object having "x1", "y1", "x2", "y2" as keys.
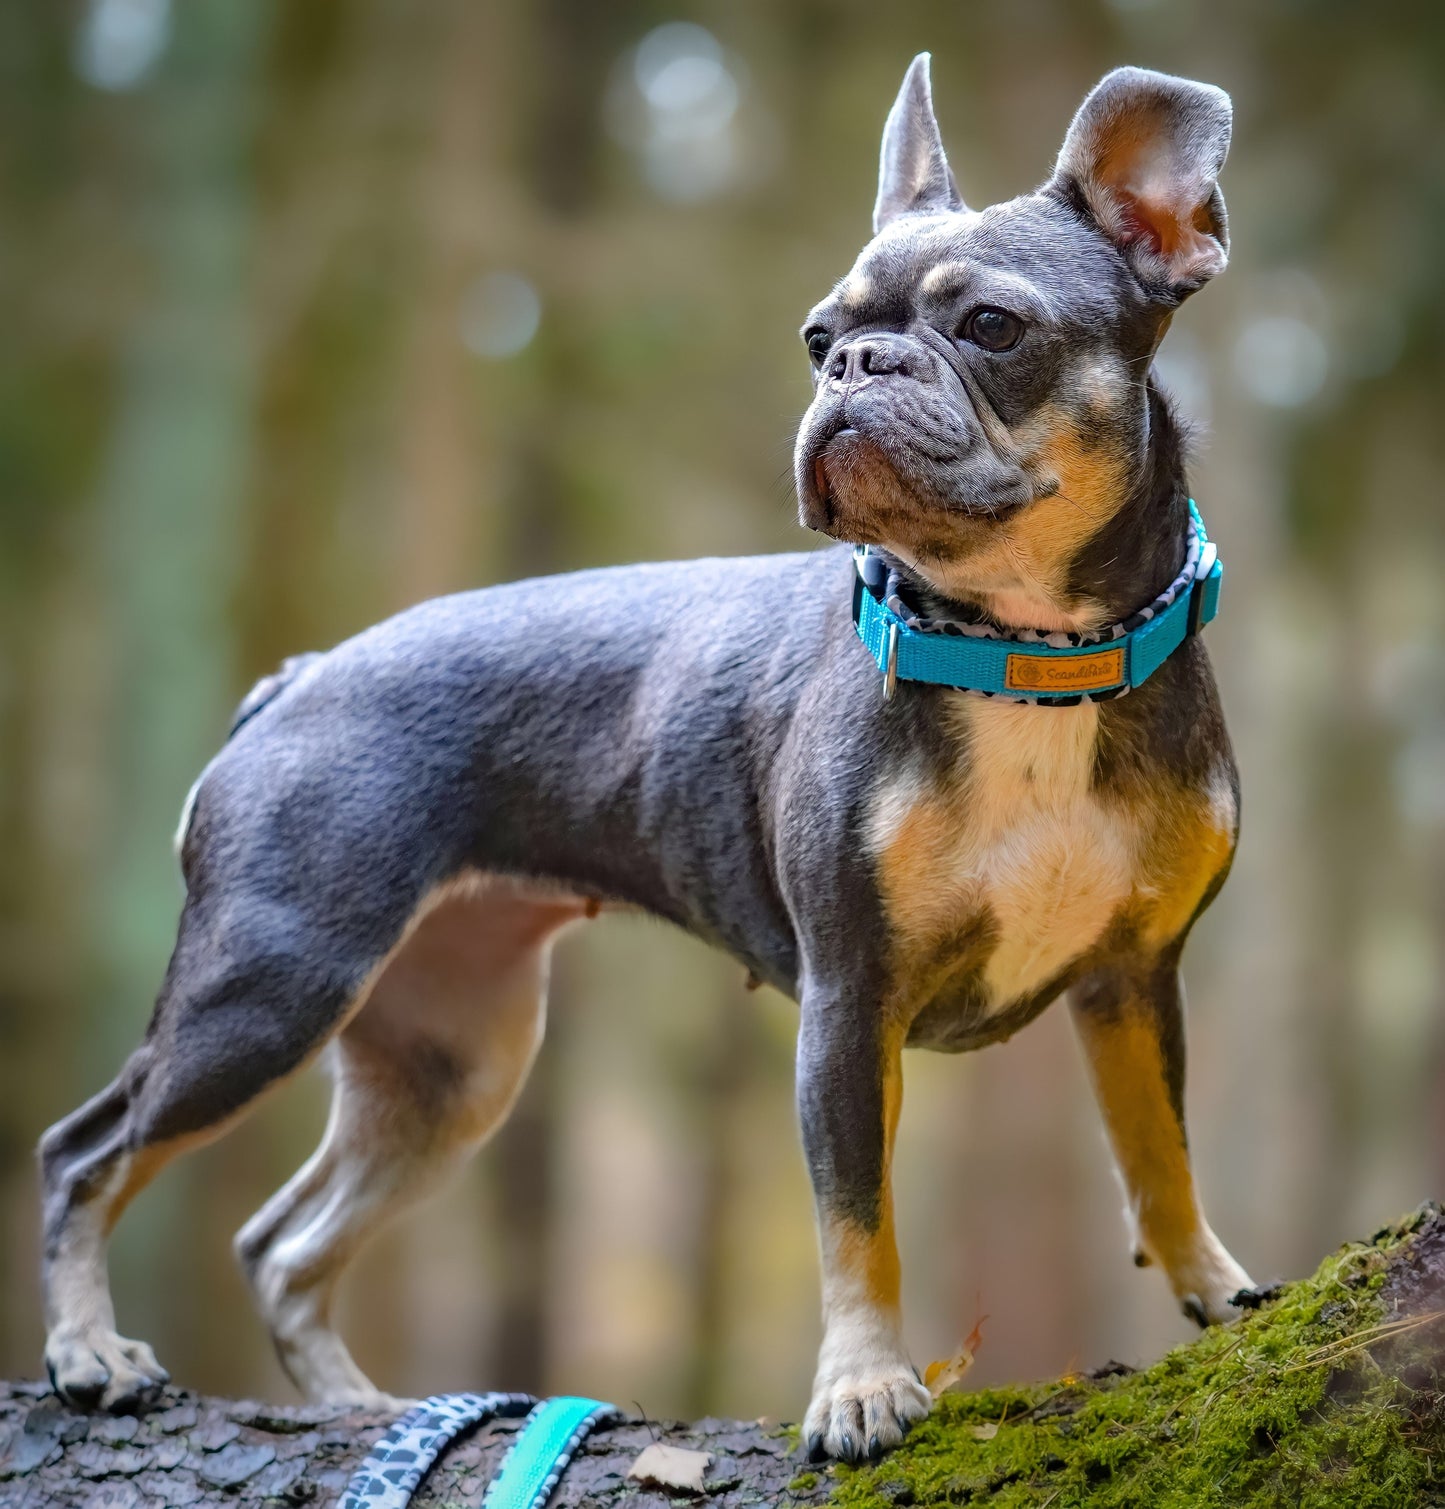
[{"x1": 3, "y1": 0, "x2": 1444, "y2": 1427}]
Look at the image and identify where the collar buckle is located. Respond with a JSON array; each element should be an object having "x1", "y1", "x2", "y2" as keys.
[{"x1": 1186, "y1": 540, "x2": 1219, "y2": 638}]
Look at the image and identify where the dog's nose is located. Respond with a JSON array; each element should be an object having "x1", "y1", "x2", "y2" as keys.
[{"x1": 828, "y1": 334, "x2": 914, "y2": 384}]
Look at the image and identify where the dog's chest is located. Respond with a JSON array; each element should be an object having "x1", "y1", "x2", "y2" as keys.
[{"x1": 869, "y1": 698, "x2": 1136, "y2": 1015}]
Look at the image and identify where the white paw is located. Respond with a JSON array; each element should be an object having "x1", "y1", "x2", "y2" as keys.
[
  {"x1": 46, "y1": 1327, "x2": 169, "y2": 1411},
  {"x1": 803, "y1": 1362, "x2": 931, "y2": 1464},
  {"x1": 1176, "y1": 1245, "x2": 1254, "y2": 1327},
  {"x1": 1181, "y1": 1282, "x2": 1252, "y2": 1327}
]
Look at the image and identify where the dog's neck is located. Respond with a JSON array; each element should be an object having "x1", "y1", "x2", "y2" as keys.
[{"x1": 878, "y1": 381, "x2": 1193, "y2": 636}]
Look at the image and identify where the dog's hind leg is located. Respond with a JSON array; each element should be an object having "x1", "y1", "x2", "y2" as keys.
[
  {"x1": 235, "y1": 877, "x2": 584, "y2": 1407},
  {"x1": 37, "y1": 870, "x2": 419, "y2": 1409},
  {"x1": 35, "y1": 1075, "x2": 174, "y2": 1408}
]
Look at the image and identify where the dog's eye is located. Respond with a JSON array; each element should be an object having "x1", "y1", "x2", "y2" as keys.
[
  {"x1": 961, "y1": 307, "x2": 1024, "y2": 353},
  {"x1": 804, "y1": 328, "x2": 832, "y2": 368}
]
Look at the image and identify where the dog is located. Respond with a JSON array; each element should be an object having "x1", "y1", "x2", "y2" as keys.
[{"x1": 38, "y1": 55, "x2": 1250, "y2": 1464}]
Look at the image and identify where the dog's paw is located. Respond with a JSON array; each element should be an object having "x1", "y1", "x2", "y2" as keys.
[
  {"x1": 46, "y1": 1328, "x2": 169, "y2": 1412},
  {"x1": 1177, "y1": 1247, "x2": 1254, "y2": 1328},
  {"x1": 803, "y1": 1363, "x2": 931, "y2": 1464},
  {"x1": 1181, "y1": 1287, "x2": 1252, "y2": 1327}
]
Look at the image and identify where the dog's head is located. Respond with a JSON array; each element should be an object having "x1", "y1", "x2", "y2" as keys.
[{"x1": 794, "y1": 57, "x2": 1231, "y2": 630}]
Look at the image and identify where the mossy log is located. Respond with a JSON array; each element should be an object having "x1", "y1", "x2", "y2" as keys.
[{"x1": 4, "y1": 1207, "x2": 1445, "y2": 1508}]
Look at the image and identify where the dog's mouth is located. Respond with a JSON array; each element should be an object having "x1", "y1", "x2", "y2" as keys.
[
  {"x1": 809, "y1": 428, "x2": 858, "y2": 529},
  {"x1": 805, "y1": 424, "x2": 1027, "y2": 541},
  {"x1": 805, "y1": 427, "x2": 875, "y2": 537}
]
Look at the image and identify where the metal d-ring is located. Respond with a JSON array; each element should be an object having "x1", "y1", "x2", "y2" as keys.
[{"x1": 883, "y1": 622, "x2": 899, "y2": 700}]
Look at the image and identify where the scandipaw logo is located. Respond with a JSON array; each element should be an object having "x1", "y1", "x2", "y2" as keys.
[{"x1": 1005, "y1": 647, "x2": 1125, "y2": 693}]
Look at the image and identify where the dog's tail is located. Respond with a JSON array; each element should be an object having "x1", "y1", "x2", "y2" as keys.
[{"x1": 173, "y1": 651, "x2": 324, "y2": 860}]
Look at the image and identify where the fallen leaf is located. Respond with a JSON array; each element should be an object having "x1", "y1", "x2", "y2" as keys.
[
  {"x1": 627, "y1": 1442, "x2": 713, "y2": 1494},
  {"x1": 971, "y1": 1422, "x2": 999, "y2": 1440},
  {"x1": 924, "y1": 1349, "x2": 974, "y2": 1398},
  {"x1": 924, "y1": 1316, "x2": 988, "y2": 1399}
]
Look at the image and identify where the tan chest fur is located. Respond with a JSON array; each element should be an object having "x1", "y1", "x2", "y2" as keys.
[{"x1": 869, "y1": 697, "x2": 1168, "y2": 1015}]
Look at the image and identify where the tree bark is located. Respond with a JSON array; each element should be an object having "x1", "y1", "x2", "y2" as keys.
[
  {"x1": 0, "y1": 1388, "x2": 828, "y2": 1508},
  {"x1": 5, "y1": 1206, "x2": 1445, "y2": 1508}
]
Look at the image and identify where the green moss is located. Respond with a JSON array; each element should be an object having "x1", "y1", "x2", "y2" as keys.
[
  {"x1": 828, "y1": 1208, "x2": 1445, "y2": 1508},
  {"x1": 791, "y1": 1470, "x2": 822, "y2": 1492}
]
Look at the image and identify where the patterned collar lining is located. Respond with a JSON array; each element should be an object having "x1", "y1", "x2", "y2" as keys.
[{"x1": 880, "y1": 517, "x2": 1202, "y2": 649}]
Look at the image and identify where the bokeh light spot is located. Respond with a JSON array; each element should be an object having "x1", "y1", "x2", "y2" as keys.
[
  {"x1": 1233, "y1": 315, "x2": 1329, "y2": 408},
  {"x1": 460, "y1": 273, "x2": 542, "y2": 361},
  {"x1": 74, "y1": 0, "x2": 171, "y2": 92},
  {"x1": 608, "y1": 23, "x2": 744, "y2": 203}
]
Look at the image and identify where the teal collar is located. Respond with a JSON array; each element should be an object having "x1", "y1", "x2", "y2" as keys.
[{"x1": 851, "y1": 501, "x2": 1221, "y2": 704}]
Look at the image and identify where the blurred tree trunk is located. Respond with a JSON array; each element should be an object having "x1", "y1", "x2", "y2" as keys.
[
  {"x1": 389, "y1": 0, "x2": 497, "y2": 609},
  {"x1": 482, "y1": 0, "x2": 647, "y2": 1397},
  {"x1": 81, "y1": 0, "x2": 268, "y2": 1390},
  {"x1": 684, "y1": 981, "x2": 759, "y2": 1418}
]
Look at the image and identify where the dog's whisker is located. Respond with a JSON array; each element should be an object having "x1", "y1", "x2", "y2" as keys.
[{"x1": 1050, "y1": 487, "x2": 1099, "y2": 522}]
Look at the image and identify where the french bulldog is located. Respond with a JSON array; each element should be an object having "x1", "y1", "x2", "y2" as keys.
[{"x1": 38, "y1": 54, "x2": 1249, "y2": 1465}]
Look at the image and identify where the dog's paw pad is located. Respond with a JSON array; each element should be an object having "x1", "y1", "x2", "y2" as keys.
[{"x1": 803, "y1": 1367, "x2": 931, "y2": 1464}]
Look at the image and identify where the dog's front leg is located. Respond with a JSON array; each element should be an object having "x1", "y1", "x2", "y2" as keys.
[
  {"x1": 797, "y1": 999, "x2": 929, "y2": 1463},
  {"x1": 1070, "y1": 961, "x2": 1252, "y2": 1325}
]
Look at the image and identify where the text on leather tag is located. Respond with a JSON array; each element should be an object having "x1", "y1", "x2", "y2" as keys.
[{"x1": 1004, "y1": 646, "x2": 1125, "y2": 692}]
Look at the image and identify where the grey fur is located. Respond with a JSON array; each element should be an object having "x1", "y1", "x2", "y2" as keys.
[{"x1": 874, "y1": 53, "x2": 964, "y2": 232}]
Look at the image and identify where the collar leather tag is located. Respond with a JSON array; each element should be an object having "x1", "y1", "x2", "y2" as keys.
[{"x1": 1004, "y1": 645, "x2": 1124, "y2": 693}]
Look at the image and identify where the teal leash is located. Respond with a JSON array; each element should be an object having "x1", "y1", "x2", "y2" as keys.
[
  {"x1": 339, "y1": 1391, "x2": 616, "y2": 1509},
  {"x1": 482, "y1": 1396, "x2": 618, "y2": 1509}
]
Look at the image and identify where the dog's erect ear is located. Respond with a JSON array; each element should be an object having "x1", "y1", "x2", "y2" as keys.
[
  {"x1": 1051, "y1": 66, "x2": 1232, "y2": 303},
  {"x1": 874, "y1": 53, "x2": 964, "y2": 234}
]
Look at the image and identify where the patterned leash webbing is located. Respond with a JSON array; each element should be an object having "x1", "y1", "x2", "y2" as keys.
[
  {"x1": 339, "y1": 1390, "x2": 616, "y2": 1509},
  {"x1": 339, "y1": 1393, "x2": 531, "y2": 1509}
]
